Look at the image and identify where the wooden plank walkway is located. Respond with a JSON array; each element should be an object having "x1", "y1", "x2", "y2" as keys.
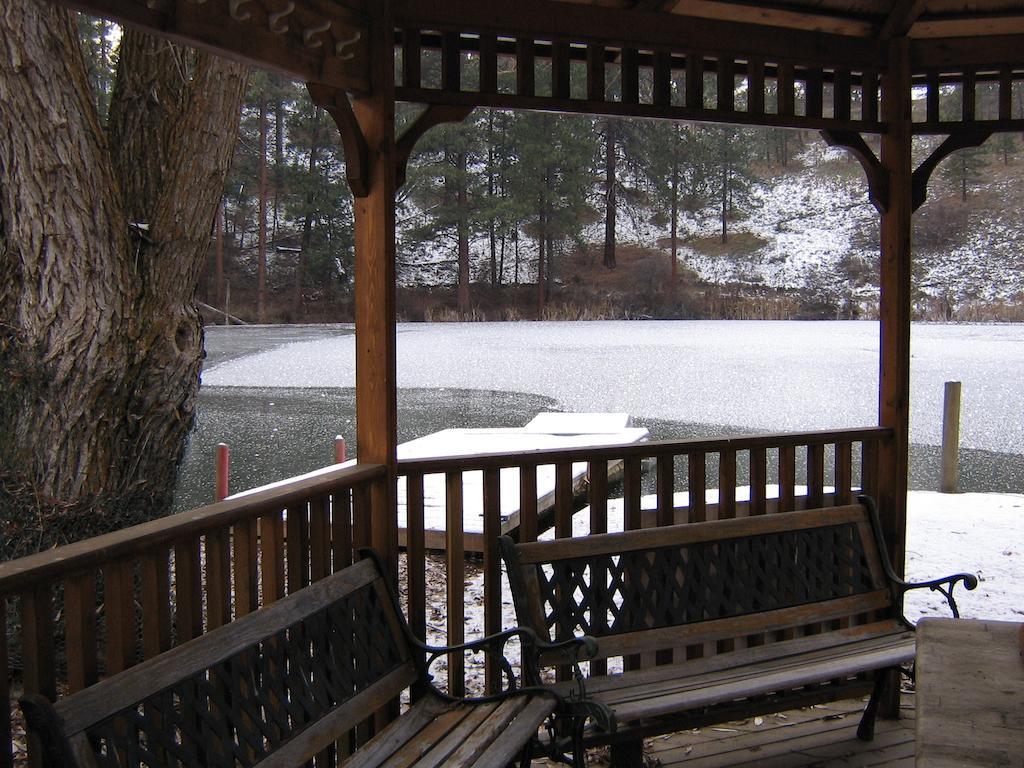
[{"x1": 537, "y1": 693, "x2": 916, "y2": 767}]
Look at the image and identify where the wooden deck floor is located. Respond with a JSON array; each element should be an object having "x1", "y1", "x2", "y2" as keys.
[{"x1": 539, "y1": 693, "x2": 916, "y2": 767}]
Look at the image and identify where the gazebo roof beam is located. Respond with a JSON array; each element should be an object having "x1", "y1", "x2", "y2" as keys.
[
  {"x1": 911, "y1": 32, "x2": 1024, "y2": 68},
  {"x1": 394, "y1": 0, "x2": 882, "y2": 68},
  {"x1": 663, "y1": 0, "x2": 877, "y2": 37},
  {"x1": 51, "y1": 0, "x2": 371, "y2": 91},
  {"x1": 879, "y1": 0, "x2": 927, "y2": 38},
  {"x1": 910, "y1": 13, "x2": 1024, "y2": 39}
]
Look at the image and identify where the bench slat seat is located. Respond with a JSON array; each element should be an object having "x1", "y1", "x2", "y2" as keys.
[
  {"x1": 501, "y1": 496, "x2": 977, "y2": 765},
  {"x1": 552, "y1": 630, "x2": 914, "y2": 729},
  {"x1": 21, "y1": 552, "x2": 561, "y2": 768}
]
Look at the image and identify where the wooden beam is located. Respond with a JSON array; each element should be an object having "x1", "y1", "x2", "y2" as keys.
[
  {"x1": 879, "y1": 0, "x2": 926, "y2": 40},
  {"x1": 395, "y1": 86, "x2": 884, "y2": 134},
  {"x1": 820, "y1": 131, "x2": 888, "y2": 213},
  {"x1": 349, "y1": 8, "x2": 400, "y2": 574},
  {"x1": 913, "y1": 119, "x2": 1024, "y2": 135},
  {"x1": 308, "y1": 85, "x2": 369, "y2": 197},
  {"x1": 666, "y1": 0, "x2": 875, "y2": 38},
  {"x1": 395, "y1": 0, "x2": 880, "y2": 69},
  {"x1": 52, "y1": 0, "x2": 369, "y2": 93},
  {"x1": 911, "y1": 33, "x2": 1024, "y2": 69},
  {"x1": 877, "y1": 38, "x2": 912, "y2": 581},
  {"x1": 910, "y1": 130, "x2": 993, "y2": 212},
  {"x1": 394, "y1": 105, "x2": 474, "y2": 189},
  {"x1": 910, "y1": 15, "x2": 1024, "y2": 39}
]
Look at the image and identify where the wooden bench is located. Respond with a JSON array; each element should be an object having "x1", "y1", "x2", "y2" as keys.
[
  {"x1": 501, "y1": 495, "x2": 977, "y2": 766},
  {"x1": 20, "y1": 550, "x2": 585, "y2": 768}
]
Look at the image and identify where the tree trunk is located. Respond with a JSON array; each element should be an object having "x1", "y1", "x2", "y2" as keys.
[
  {"x1": 514, "y1": 230, "x2": 520, "y2": 285},
  {"x1": 487, "y1": 110, "x2": 498, "y2": 286},
  {"x1": 0, "y1": 3, "x2": 246, "y2": 554},
  {"x1": 536, "y1": 200, "x2": 546, "y2": 315},
  {"x1": 257, "y1": 99, "x2": 269, "y2": 322},
  {"x1": 294, "y1": 109, "x2": 323, "y2": 317},
  {"x1": 603, "y1": 119, "x2": 617, "y2": 269},
  {"x1": 456, "y1": 148, "x2": 471, "y2": 316},
  {"x1": 273, "y1": 92, "x2": 284, "y2": 238},
  {"x1": 720, "y1": 161, "x2": 729, "y2": 244},
  {"x1": 215, "y1": 200, "x2": 225, "y2": 307},
  {"x1": 669, "y1": 166, "x2": 679, "y2": 297}
]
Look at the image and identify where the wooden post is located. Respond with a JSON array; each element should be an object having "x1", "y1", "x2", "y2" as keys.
[
  {"x1": 941, "y1": 381, "x2": 962, "y2": 493},
  {"x1": 877, "y1": 37, "x2": 913, "y2": 722},
  {"x1": 215, "y1": 442, "x2": 230, "y2": 501},
  {"x1": 334, "y1": 435, "x2": 347, "y2": 464},
  {"x1": 350, "y1": 8, "x2": 399, "y2": 572},
  {"x1": 877, "y1": 37, "x2": 912, "y2": 576}
]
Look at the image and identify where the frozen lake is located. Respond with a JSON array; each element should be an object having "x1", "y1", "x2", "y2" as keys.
[
  {"x1": 177, "y1": 321, "x2": 1024, "y2": 508},
  {"x1": 204, "y1": 321, "x2": 1023, "y2": 453}
]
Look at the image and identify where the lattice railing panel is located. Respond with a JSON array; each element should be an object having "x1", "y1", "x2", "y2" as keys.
[
  {"x1": 535, "y1": 523, "x2": 873, "y2": 641},
  {"x1": 84, "y1": 581, "x2": 403, "y2": 767}
]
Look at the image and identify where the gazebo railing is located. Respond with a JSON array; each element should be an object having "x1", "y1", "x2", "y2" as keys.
[
  {"x1": 0, "y1": 426, "x2": 891, "y2": 766},
  {"x1": 0, "y1": 462, "x2": 384, "y2": 768},
  {"x1": 398, "y1": 426, "x2": 892, "y2": 694}
]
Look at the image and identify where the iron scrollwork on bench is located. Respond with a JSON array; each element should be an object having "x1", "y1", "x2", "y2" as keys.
[{"x1": 859, "y1": 494, "x2": 978, "y2": 619}]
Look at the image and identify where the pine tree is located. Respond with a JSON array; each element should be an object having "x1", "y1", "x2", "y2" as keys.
[
  {"x1": 505, "y1": 112, "x2": 598, "y2": 313},
  {"x1": 941, "y1": 145, "x2": 987, "y2": 201},
  {"x1": 405, "y1": 114, "x2": 487, "y2": 315},
  {"x1": 284, "y1": 94, "x2": 354, "y2": 316},
  {"x1": 642, "y1": 121, "x2": 707, "y2": 295},
  {"x1": 706, "y1": 126, "x2": 759, "y2": 243}
]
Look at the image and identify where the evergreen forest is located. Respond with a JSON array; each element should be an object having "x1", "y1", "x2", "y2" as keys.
[{"x1": 79, "y1": 18, "x2": 1024, "y2": 324}]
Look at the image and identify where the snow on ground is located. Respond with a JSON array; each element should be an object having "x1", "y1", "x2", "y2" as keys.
[
  {"x1": 679, "y1": 146, "x2": 879, "y2": 292},
  {"x1": 203, "y1": 320, "x2": 1024, "y2": 454},
  {"x1": 903, "y1": 490, "x2": 1024, "y2": 623}
]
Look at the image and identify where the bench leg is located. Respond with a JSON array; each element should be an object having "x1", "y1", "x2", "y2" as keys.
[
  {"x1": 878, "y1": 667, "x2": 902, "y2": 719},
  {"x1": 858, "y1": 668, "x2": 899, "y2": 741},
  {"x1": 609, "y1": 739, "x2": 645, "y2": 767}
]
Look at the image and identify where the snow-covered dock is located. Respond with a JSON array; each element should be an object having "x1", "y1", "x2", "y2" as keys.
[
  {"x1": 397, "y1": 412, "x2": 649, "y2": 551},
  {"x1": 228, "y1": 412, "x2": 649, "y2": 552}
]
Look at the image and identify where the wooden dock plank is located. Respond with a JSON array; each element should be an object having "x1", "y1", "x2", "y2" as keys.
[{"x1": 535, "y1": 694, "x2": 917, "y2": 768}]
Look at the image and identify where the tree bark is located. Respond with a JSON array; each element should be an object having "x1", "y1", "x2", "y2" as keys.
[
  {"x1": 295, "y1": 110, "x2": 323, "y2": 318},
  {"x1": 0, "y1": 1, "x2": 246, "y2": 553},
  {"x1": 456, "y1": 148, "x2": 470, "y2": 316},
  {"x1": 257, "y1": 98, "x2": 269, "y2": 322},
  {"x1": 669, "y1": 165, "x2": 679, "y2": 297},
  {"x1": 603, "y1": 119, "x2": 617, "y2": 269}
]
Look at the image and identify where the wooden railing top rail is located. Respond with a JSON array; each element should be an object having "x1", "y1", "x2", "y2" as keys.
[
  {"x1": 397, "y1": 427, "x2": 892, "y2": 475},
  {"x1": 0, "y1": 462, "x2": 386, "y2": 595}
]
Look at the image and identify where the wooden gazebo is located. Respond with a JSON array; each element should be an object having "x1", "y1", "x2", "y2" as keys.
[{"x1": 1, "y1": 0, "x2": 1021, "y2": 764}]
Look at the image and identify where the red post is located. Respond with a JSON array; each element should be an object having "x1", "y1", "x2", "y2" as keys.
[
  {"x1": 215, "y1": 442, "x2": 230, "y2": 501},
  {"x1": 334, "y1": 435, "x2": 347, "y2": 464}
]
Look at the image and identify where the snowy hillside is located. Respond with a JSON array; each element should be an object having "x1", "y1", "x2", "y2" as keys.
[{"x1": 398, "y1": 137, "x2": 1024, "y2": 317}]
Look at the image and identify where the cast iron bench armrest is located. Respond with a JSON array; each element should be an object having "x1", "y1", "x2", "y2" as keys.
[
  {"x1": 892, "y1": 572, "x2": 978, "y2": 618},
  {"x1": 857, "y1": 495, "x2": 979, "y2": 618},
  {"x1": 414, "y1": 628, "x2": 599, "y2": 702}
]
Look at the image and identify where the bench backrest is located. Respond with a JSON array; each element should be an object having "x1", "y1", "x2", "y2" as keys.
[
  {"x1": 22, "y1": 555, "x2": 417, "y2": 768},
  {"x1": 501, "y1": 502, "x2": 900, "y2": 662}
]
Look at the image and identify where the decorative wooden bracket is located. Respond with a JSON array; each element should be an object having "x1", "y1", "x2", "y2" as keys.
[
  {"x1": 910, "y1": 130, "x2": 992, "y2": 212},
  {"x1": 306, "y1": 83, "x2": 369, "y2": 198},
  {"x1": 395, "y1": 105, "x2": 474, "y2": 189},
  {"x1": 820, "y1": 129, "x2": 889, "y2": 213}
]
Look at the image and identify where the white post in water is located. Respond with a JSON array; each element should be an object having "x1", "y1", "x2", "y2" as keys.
[{"x1": 940, "y1": 381, "x2": 962, "y2": 493}]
